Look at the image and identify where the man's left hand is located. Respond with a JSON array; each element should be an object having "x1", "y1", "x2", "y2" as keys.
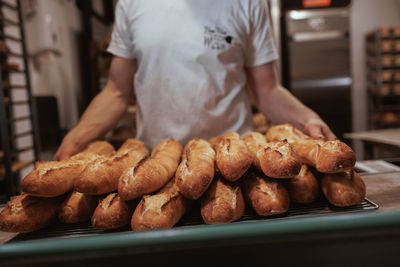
[{"x1": 304, "y1": 118, "x2": 337, "y2": 141}]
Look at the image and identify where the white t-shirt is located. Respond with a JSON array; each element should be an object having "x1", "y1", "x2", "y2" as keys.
[{"x1": 108, "y1": 0, "x2": 278, "y2": 149}]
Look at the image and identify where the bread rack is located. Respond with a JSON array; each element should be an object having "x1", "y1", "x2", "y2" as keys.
[{"x1": 0, "y1": 0, "x2": 39, "y2": 201}]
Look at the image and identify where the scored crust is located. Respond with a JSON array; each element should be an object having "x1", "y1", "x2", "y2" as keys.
[
  {"x1": 92, "y1": 193, "x2": 135, "y2": 229},
  {"x1": 58, "y1": 191, "x2": 98, "y2": 223},
  {"x1": 243, "y1": 171, "x2": 290, "y2": 216},
  {"x1": 285, "y1": 164, "x2": 319, "y2": 204},
  {"x1": 200, "y1": 177, "x2": 245, "y2": 224},
  {"x1": 211, "y1": 133, "x2": 252, "y2": 182},
  {"x1": 321, "y1": 170, "x2": 366, "y2": 207},
  {"x1": 131, "y1": 178, "x2": 189, "y2": 230},
  {"x1": 243, "y1": 132, "x2": 301, "y2": 178},
  {"x1": 266, "y1": 124, "x2": 356, "y2": 173},
  {"x1": 118, "y1": 139, "x2": 183, "y2": 200},
  {"x1": 74, "y1": 139, "x2": 149, "y2": 195},
  {"x1": 176, "y1": 138, "x2": 215, "y2": 200},
  {"x1": 0, "y1": 194, "x2": 63, "y2": 233}
]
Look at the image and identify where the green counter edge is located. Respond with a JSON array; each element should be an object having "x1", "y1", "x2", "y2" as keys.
[{"x1": 1, "y1": 210, "x2": 400, "y2": 259}]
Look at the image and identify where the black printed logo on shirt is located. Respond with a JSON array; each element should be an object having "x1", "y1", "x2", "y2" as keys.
[{"x1": 204, "y1": 25, "x2": 233, "y2": 50}]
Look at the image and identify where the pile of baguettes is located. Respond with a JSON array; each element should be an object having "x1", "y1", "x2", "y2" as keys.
[{"x1": 0, "y1": 123, "x2": 366, "y2": 233}]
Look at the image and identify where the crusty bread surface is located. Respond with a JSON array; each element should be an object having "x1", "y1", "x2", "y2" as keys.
[
  {"x1": 131, "y1": 178, "x2": 189, "y2": 230},
  {"x1": 200, "y1": 176, "x2": 245, "y2": 224},
  {"x1": 58, "y1": 191, "x2": 98, "y2": 223},
  {"x1": 75, "y1": 139, "x2": 149, "y2": 195},
  {"x1": 0, "y1": 194, "x2": 63, "y2": 232},
  {"x1": 243, "y1": 132, "x2": 301, "y2": 178},
  {"x1": 176, "y1": 138, "x2": 215, "y2": 200},
  {"x1": 321, "y1": 170, "x2": 366, "y2": 207},
  {"x1": 119, "y1": 139, "x2": 183, "y2": 200}
]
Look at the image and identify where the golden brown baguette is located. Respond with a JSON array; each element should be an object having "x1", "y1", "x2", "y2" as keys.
[
  {"x1": 131, "y1": 178, "x2": 190, "y2": 230},
  {"x1": 0, "y1": 194, "x2": 63, "y2": 232},
  {"x1": 21, "y1": 141, "x2": 115, "y2": 197},
  {"x1": 118, "y1": 139, "x2": 183, "y2": 200},
  {"x1": 58, "y1": 191, "x2": 98, "y2": 223},
  {"x1": 243, "y1": 171, "x2": 290, "y2": 216},
  {"x1": 321, "y1": 170, "x2": 366, "y2": 207},
  {"x1": 210, "y1": 132, "x2": 252, "y2": 182},
  {"x1": 285, "y1": 164, "x2": 319, "y2": 204},
  {"x1": 266, "y1": 124, "x2": 356, "y2": 173},
  {"x1": 200, "y1": 176, "x2": 245, "y2": 224},
  {"x1": 243, "y1": 132, "x2": 301, "y2": 178},
  {"x1": 74, "y1": 139, "x2": 149, "y2": 195},
  {"x1": 176, "y1": 138, "x2": 215, "y2": 200},
  {"x1": 209, "y1": 132, "x2": 239, "y2": 148},
  {"x1": 83, "y1": 140, "x2": 115, "y2": 155},
  {"x1": 92, "y1": 193, "x2": 136, "y2": 229}
]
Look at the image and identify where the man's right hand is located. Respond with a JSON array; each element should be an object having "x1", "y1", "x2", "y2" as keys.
[{"x1": 53, "y1": 133, "x2": 86, "y2": 161}]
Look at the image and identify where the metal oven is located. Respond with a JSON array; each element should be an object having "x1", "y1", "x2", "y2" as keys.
[{"x1": 281, "y1": 3, "x2": 352, "y2": 139}]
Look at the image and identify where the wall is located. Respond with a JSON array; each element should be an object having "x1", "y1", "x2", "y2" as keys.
[
  {"x1": 23, "y1": 0, "x2": 84, "y2": 130},
  {"x1": 350, "y1": 0, "x2": 400, "y2": 158}
]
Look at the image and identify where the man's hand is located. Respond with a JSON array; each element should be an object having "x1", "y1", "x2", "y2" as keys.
[
  {"x1": 53, "y1": 133, "x2": 86, "y2": 161},
  {"x1": 304, "y1": 118, "x2": 337, "y2": 141},
  {"x1": 246, "y1": 62, "x2": 337, "y2": 141}
]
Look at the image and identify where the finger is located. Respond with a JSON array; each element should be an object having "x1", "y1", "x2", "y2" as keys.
[
  {"x1": 53, "y1": 151, "x2": 61, "y2": 161},
  {"x1": 322, "y1": 126, "x2": 337, "y2": 141},
  {"x1": 306, "y1": 125, "x2": 325, "y2": 139}
]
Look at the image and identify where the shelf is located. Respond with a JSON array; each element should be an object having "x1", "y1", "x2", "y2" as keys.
[
  {"x1": 2, "y1": 69, "x2": 25, "y2": 74},
  {"x1": 3, "y1": 99, "x2": 31, "y2": 105},
  {"x1": 0, "y1": 18, "x2": 20, "y2": 27},
  {"x1": 0, "y1": 34, "x2": 21, "y2": 42},
  {"x1": 367, "y1": 64, "x2": 400, "y2": 70},
  {"x1": 370, "y1": 105, "x2": 400, "y2": 112},
  {"x1": 0, "y1": 160, "x2": 32, "y2": 176},
  {"x1": 2, "y1": 85, "x2": 27, "y2": 90},
  {"x1": 11, "y1": 130, "x2": 33, "y2": 139},
  {"x1": 0, "y1": 1, "x2": 17, "y2": 11},
  {"x1": 368, "y1": 84, "x2": 400, "y2": 96},
  {"x1": 7, "y1": 115, "x2": 32, "y2": 123}
]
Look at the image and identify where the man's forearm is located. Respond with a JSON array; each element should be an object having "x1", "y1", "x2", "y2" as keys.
[
  {"x1": 63, "y1": 82, "x2": 130, "y2": 150},
  {"x1": 256, "y1": 84, "x2": 320, "y2": 132}
]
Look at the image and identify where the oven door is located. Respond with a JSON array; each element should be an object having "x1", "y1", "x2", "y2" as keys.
[{"x1": 286, "y1": 9, "x2": 352, "y2": 138}]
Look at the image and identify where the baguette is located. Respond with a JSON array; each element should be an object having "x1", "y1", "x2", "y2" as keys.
[
  {"x1": 243, "y1": 132, "x2": 301, "y2": 178},
  {"x1": 266, "y1": 124, "x2": 356, "y2": 173},
  {"x1": 0, "y1": 194, "x2": 63, "y2": 232},
  {"x1": 285, "y1": 164, "x2": 319, "y2": 204},
  {"x1": 176, "y1": 138, "x2": 215, "y2": 200},
  {"x1": 200, "y1": 176, "x2": 245, "y2": 224},
  {"x1": 321, "y1": 170, "x2": 366, "y2": 207},
  {"x1": 210, "y1": 132, "x2": 252, "y2": 182},
  {"x1": 74, "y1": 139, "x2": 149, "y2": 195},
  {"x1": 58, "y1": 191, "x2": 98, "y2": 223},
  {"x1": 92, "y1": 193, "x2": 136, "y2": 229},
  {"x1": 21, "y1": 141, "x2": 115, "y2": 197},
  {"x1": 83, "y1": 140, "x2": 115, "y2": 155},
  {"x1": 131, "y1": 178, "x2": 189, "y2": 230},
  {"x1": 209, "y1": 132, "x2": 239, "y2": 148},
  {"x1": 119, "y1": 139, "x2": 183, "y2": 200},
  {"x1": 243, "y1": 171, "x2": 290, "y2": 216}
]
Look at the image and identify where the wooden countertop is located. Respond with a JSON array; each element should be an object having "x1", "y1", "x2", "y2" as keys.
[
  {"x1": 0, "y1": 171, "x2": 399, "y2": 244},
  {"x1": 362, "y1": 171, "x2": 400, "y2": 210}
]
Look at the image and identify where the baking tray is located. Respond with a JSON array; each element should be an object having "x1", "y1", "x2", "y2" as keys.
[{"x1": 7, "y1": 197, "x2": 378, "y2": 243}]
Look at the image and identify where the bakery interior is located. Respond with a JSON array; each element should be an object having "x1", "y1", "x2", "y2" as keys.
[{"x1": 0, "y1": 0, "x2": 400, "y2": 266}]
